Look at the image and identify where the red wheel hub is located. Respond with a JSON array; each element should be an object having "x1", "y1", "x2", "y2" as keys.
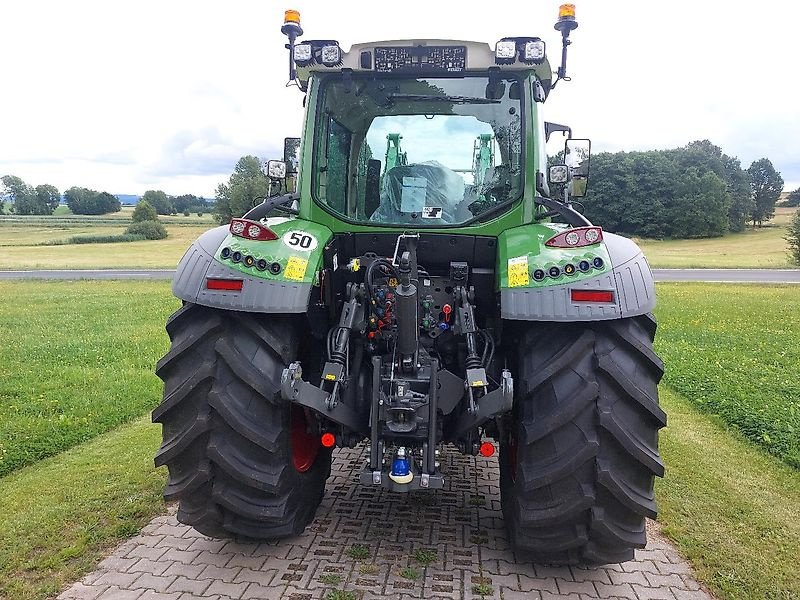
[{"x1": 291, "y1": 406, "x2": 321, "y2": 473}]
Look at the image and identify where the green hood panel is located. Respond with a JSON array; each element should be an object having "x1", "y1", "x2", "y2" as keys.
[
  {"x1": 212, "y1": 217, "x2": 333, "y2": 284},
  {"x1": 497, "y1": 223, "x2": 611, "y2": 289}
]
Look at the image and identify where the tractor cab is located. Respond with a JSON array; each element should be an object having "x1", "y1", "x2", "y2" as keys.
[{"x1": 272, "y1": 7, "x2": 588, "y2": 232}]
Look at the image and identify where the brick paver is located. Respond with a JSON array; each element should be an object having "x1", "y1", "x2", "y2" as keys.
[{"x1": 58, "y1": 446, "x2": 714, "y2": 599}]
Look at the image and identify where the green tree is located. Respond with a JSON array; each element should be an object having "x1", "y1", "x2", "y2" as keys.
[
  {"x1": 786, "y1": 209, "x2": 800, "y2": 265},
  {"x1": 785, "y1": 187, "x2": 800, "y2": 208},
  {"x1": 748, "y1": 158, "x2": 784, "y2": 227},
  {"x1": 140, "y1": 190, "x2": 174, "y2": 215},
  {"x1": 2, "y1": 175, "x2": 34, "y2": 213},
  {"x1": 65, "y1": 187, "x2": 120, "y2": 215},
  {"x1": 126, "y1": 220, "x2": 167, "y2": 239},
  {"x1": 96, "y1": 192, "x2": 121, "y2": 213},
  {"x1": 213, "y1": 156, "x2": 270, "y2": 224},
  {"x1": 721, "y1": 155, "x2": 753, "y2": 232},
  {"x1": 35, "y1": 184, "x2": 61, "y2": 214},
  {"x1": 131, "y1": 199, "x2": 158, "y2": 222},
  {"x1": 670, "y1": 168, "x2": 729, "y2": 238},
  {"x1": 172, "y1": 194, "x2": 199, "y2": 213}
]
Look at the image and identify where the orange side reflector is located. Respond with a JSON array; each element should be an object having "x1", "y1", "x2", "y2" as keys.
[
  {"x1": 206, "y1": 278, "x2": 243, "y2": 292},
  {"x1": 571, "y1": 289, "x2": 614, "y2": 303}
]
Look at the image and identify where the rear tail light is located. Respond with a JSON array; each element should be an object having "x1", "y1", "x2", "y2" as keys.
[
  {"x1": 545, "y1": 226, "x2": 603, "y2": 248},
  {"x1": 571, "y1": 289, "x2": 614, "y2": 303},
  {"x1": 206, "y1": 278, "x2": 244, "y2": 291},
  {"x1": 229, "y1": 218, "x2": 278, "y2": 241}
]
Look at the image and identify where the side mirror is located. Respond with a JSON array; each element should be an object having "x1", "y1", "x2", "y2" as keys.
[
  {"x1": 265, "y1": 160, "x2": 287, "y2": 180},
  {"x1": 565, "y1": 138, "x2": 591, "y2": 198},
  {"x1": 283, "y1": 137, "x2": 301, "y2": 174}
]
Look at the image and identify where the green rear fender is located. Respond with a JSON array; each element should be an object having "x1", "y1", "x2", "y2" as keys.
[
  {"x1": 172, "y1": 217, "x2": 332, "y2": 313},
  {"x1": 497, "y1": 223, "x2": 656, "y2": 321}
]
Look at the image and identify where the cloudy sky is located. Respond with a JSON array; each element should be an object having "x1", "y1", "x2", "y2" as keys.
[{"x1": 1, "y1": 0, "x2": 797, "y2": 197}]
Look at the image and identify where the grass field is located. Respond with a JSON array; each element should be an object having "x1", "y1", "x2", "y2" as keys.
[
  {"x1": 0, "y1": 207, "x2": 217, "y2": 270},
  {"x1": 657, "y1": 388, "x2": 800, "y2": 600},
  {"x1": 51, "y1": 204, "x2": 215, "y2": 223},
  {"x1": 638, "y1": 207, "x2": 798, "y2": 268},
  {"x1": 0, "y1": 419, "x2": 165, "y2": 600},
  {"x1": 0, "y1": 281, "x2": 798, "y2": 599},
  {"x1": 3, "y1": 207, "x2": 797, "y2": 270},
  {"x1": 655, "y1": 283, "x2": 800, "y2": 467},
  {"x1": 0, "y1": 281, "x2": 178, "y2": 476},
  {"x1": 0, "y1": 224, "x2": 212, "y2": 270}
]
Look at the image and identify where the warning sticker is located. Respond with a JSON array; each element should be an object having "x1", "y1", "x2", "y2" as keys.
[
  {"x1": 284, "y1": 256, "x2": 308, "y2": 281},
  {"x1": 508, "y1": 256, "x2": 530, "y2": 288},
  {"x1": 422, "y1": 206, "x2": 443, "y2": 219}
]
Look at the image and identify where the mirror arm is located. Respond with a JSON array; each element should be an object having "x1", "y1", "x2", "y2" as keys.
[
  {"x1": 535, "y1": 196, "x2": 592, "y2": 227},
  {"x1": 244, "y1": 192, "x2": 300, "y2": 220}
]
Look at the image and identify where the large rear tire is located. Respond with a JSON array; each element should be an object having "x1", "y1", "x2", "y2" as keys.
[
  {"x1": 153, "y1": 303, "x2": 331, "y2": 539},
  {"x1": 500, "y1": 314, "x2": 666, "y2": 564}
]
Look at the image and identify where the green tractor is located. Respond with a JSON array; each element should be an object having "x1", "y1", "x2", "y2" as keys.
[{"x1": 154, "y1": 4, "x2": 665, "y2": 565}]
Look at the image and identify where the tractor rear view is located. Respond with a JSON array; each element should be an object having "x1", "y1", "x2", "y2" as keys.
[{"x1": 154, "y1": 4, "x2": 665, "y2": 564}]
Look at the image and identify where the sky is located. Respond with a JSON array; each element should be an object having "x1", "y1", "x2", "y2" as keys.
[{"x1": 1, "y1": 0, "x2": 798, "y2": 197}]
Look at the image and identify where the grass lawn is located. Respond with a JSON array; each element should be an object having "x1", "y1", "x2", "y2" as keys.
[
  {"x1": 0, "y1": 281, "x2": 798, "y2": 599},
  {"x1": 0, "y1": 418, "x2": 166, "y2": 600},
  {"x1": 639, "y1": 207, "x2": 798, "y2": 268},
  {"x1": 657, "y1": 388, "x2": 800, "y2": 600},
  {"x1": 0, "y1": 281, "x2": 178, "y2": 476},
  {"x1": 655, "y1": 283, "x2": 800, "y2": 467}
]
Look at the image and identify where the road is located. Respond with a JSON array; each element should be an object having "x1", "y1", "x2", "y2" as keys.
[{"x1": 1, "y1": 268, "x2": 799, "y2": 283}]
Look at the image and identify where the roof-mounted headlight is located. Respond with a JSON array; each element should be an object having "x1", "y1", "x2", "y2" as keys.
[
  {"x1": 523, "y1": 40, "x2": 546, "y2": 64},
  {"x1": 320, "y1": 44, "x2": 341, "y2": 67},
  {"x1": 294, "y1": 43, "x2": 313, "y2": 66},
  {"x1": 495, "y1": 40, "x2": 517, "y2": 64}
]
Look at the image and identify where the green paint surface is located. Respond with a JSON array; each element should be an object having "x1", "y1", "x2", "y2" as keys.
[
  {"x1": 213, "y1": 217, "x2": 332, "y2": 284},
  {"x1": 497, "y1": 223, "x2": 611, "y2": 288}
]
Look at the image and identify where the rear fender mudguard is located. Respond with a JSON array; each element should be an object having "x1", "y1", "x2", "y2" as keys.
[
  {"x1": 498, "y1": 224, "x2": 655, "y2": 321},
  {"x1": 172, "y1": 218, "x2": 332, "y2": 313}
]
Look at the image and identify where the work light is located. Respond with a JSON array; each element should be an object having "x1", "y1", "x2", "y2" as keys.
[
  {"x1": 495, "y1": 40, "x2": 517, "y2": 64},
  {"x1": 294, "y1": 43, "x2": 313, "y2": 65},
  {"x1": 320, "y1": 44, "x2": 341, "y2": 66},
  {"x1": 523, "y1": 40, "x2": 546, "y2": 64}
]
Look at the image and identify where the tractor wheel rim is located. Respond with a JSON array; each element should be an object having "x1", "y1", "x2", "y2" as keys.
[{"x1": 291, "y1": 406, "x2": 320, "y2": 473}]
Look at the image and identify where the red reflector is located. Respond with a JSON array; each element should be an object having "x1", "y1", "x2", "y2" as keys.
[
  {"x1": 206, "y1": 278, "x2": 243, "y2": 291},
  {"x1": 321, "y1": 432, "x2": 336, "y2": 448},
  {"x1": 479, "y1": 442, "x2": 495, "y2": 457},
  {"x1": 571, "y1": 289, "x2": 615, "y2": 303}
]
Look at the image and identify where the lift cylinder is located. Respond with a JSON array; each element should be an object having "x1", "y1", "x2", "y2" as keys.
[{"x1": 395, "y1": 279, "x2": 418, "y2": 357}]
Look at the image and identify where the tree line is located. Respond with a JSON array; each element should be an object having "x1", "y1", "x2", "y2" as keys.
[
  {"x1": 1, "y1": 175, "x2": 64, "y2": 215},
  {"x1": 580, "y1": 140, "x2": 785, "y2": 238},
  {"x1": 138, "y1": 190, "x2": 212, "y2": 216},
  {"x1": 1, "y1": 174, "x2": 213, "y2": 217}
]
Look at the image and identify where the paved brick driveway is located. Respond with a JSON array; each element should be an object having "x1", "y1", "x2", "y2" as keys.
[{"x1": 59, "y1": 446, "x2": 712, "y2": 600}]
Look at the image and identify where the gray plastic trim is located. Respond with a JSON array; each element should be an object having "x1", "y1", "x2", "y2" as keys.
[
  {"x1": 172, "y1": 227, "x2": 311, "y2": 313},
  {"x1": 501, "y1": 233, "x2": 656, "y2": 322}
]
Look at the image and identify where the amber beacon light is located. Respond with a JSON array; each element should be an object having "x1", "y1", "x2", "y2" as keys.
[
  {"x1": 558, "y1": 4, "x2": 576, "y2": 20},
  {"x1": 283, "y1": 9, "x2": 301, "y2": 26}
]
